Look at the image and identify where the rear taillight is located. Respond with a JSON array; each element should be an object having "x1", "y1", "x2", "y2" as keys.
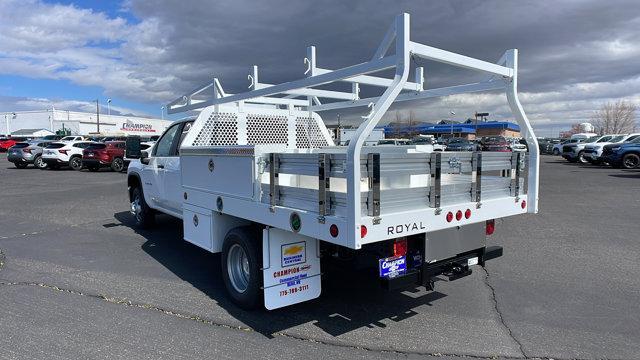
[
  {"x1": 58, "y1": 149, "x2": 68, "y2": 155},
  {"x1": 23, "y1": 148, "x2": 32, "y2": 153},
  {"x1": 486, "y1": 219, "x2": 495, "y2": 236},
  {"x1": 360, "y1": 225, "x2": 367, "y2": 238},
  {"x1": 393, "y1": 238, "x2": 407, "y2": 257}
]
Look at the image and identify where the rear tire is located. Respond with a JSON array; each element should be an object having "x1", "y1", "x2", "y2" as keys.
[
  {"x1": 622, "y1": 153, "x2": 640, "y2": 169},
  {"x1": 110, "y1": 157, "x2": 124, "y2": 172},
  {"x1": 69, "y1": 156, "x2": 83, "y2": 171},
  {"x1": 130, "y1": 186, "x2": 155, "y2": 229},
  {"x1": 14, "y1": 162, "x2": 28, "y2": 169},
  {"x1": 221, "y1": 227, "x2": 263, "y2": 310}
]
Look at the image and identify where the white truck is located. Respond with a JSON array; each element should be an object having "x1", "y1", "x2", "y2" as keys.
[{"x1": 126, "y1": 13, "x2": 539, "y2": 310}]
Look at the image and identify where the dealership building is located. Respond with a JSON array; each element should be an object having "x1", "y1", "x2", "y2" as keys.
[{"x1": 1, "y1": 109, "x2": 172, "y2": 137}]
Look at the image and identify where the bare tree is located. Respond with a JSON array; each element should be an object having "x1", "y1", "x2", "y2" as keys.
[
  {"x1": 591, "y1": 100, "x2": 637, "y2": 135},
  {"x1": 560, "y1": 123, "x2": 583, "y2": 138},
  {"x1": 408, "y1": 110, "x2": 416, "y2": 138},
  {"x1": 391, "y1": 111, "x2": 404, "y2": 137}
]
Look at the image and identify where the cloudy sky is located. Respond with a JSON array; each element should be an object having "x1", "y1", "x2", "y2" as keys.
[{"x1": 1, "y1": 0, "x2": 639, "y2": 136}]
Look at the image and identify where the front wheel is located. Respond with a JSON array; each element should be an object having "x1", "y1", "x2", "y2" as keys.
[
  {"x1": 111, "y1": 158, "x2": 124, "y2": 172},
  {"x1": 221, "y1": 227, "x2": 262, "y2": 310},
  {"x1": 130, "y1": 186, "x2": 155, "y2": 229},
  {"x1": 69, "y1": 156, "x2": 83, "y2": 171},
  {"x1": 34, "y1": 156, "x2": 47, "y2": 169},
  {"x1": 622, "y1": 153, "x2": 640, "y2": 169},
  {"x1": 577, "y1": 151, "x2": 588, "y2": 164}
]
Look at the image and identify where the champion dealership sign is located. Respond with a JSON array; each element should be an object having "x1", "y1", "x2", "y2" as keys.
[{"x1": 120, "y1": 120, "x2": 156, "y2": 133}]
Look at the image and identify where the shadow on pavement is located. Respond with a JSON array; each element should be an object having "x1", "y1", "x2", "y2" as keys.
[
  {"x1": 608, "y1": 172, "x2": 640, "y2": 178},
  {"x1": 113, "y1": 211, "x2": 447, "y2": 338}
]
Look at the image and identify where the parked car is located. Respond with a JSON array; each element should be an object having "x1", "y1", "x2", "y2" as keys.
[
  {"x1": 480, "y1": 136, "x2": 511, "y2": 152},
  {"x1": 562, "y1": 135, "x2": 615, "y2": 163},
  {"x1": 6, "y1": 140, "x2": 52, "y2": 169},
  {"x1": 601, "y1": 137, "x2": 640, "y2": 169},
  {"x1": 41, "y1": 141, "x2": 95, "y2": 170},
  {"x1": 378, "y1": 139, "x2": 410, "y2": 145},
  {"x1": 60, "y1": 136, "x2": 86, "y2": 142},
  {"x1": 445, "y1": 138, "x2": 478, "y2": 151},
  {"x1": 410, "y1": 136, "x2": 446, "y2": 150},
  {"x1": 0, "y1": 137, "x2": 28, "y2": 152},
  {"x1": 82, "y1": 141, "x2": 127, "y2": 172},
  {"x1": 508, "y1": 138, "x2": 527, "y2": 152},
  {"x1": 41, "y1": 135, "x2": 64, "y2": 141},
  {"x1": 552, "y1": 138, "x2": 583, "y2": 155},
  {"x1": 583, "y1": 133, "x2": 640, "y2": 164},
  {"x1": 537, "y1": 138, "x2": 561, "y2": 154}
]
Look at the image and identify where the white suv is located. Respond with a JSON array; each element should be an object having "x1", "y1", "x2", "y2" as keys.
[{"x1": 42, "y1": 141, "x2": 95, "y2": 170}]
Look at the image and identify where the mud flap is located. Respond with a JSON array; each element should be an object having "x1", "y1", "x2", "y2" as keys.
[{"x1": 262, "y1": 228, "x2": 321, "y2": 310}]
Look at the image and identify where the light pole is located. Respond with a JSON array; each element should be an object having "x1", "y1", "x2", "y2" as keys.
[
  {"x1": 450, "y1": 111, "x2": 455, "y2": 137},
  {"x1": 161, "y1": 106, "x2": 165, "y2": 120},
  {"x1": 107, "y1": 98, "x2": 112, "y2": 116},
  {"x1": 96, "y1": 99, "x2": 100, "y2": 133}
]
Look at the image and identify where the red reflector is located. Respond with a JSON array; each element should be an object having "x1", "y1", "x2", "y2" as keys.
[
  {"x1": 23, "y1": 148, "x2": 32, "y2": 153},
  {"x1": 465, "y1": 209, "x2": 471, "y2": 219},
  {"x1": 456, "y1": 210, "x2": 463, "y2": 221},
  {"x1": 521, "y1": 200, "x2": 527, "y2": 209},
  {"x1": 446, "y1": 212, "x2": 454, "y2": 222},
  {"x1": 58, "y1": 149, "x2": 67, "y2": 155},
  {"x1": 486, "y1": 220, "x2": 495, "y2": 235},
  {"x1": 360, "y1": 225, "x2": 367, "y2": 238},
  {"x1": 393, "y1": 238, "x2": 407, "y2": 257},
  {"x1": 329, "y1": 224, "x2": 339, "y2": 238}
]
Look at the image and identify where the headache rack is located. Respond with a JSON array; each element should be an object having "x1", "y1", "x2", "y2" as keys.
[{"x1": 171, "y1": 13, "x2": 539, "y2": 250}]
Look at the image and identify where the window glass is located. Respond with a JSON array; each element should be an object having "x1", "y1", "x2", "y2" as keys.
[
  {"x1": 177, "y1": 121, "x2": 194, "y2": 154},
  {"x1": 626, "y1": 135, "x2": 639, "y2": 142},
  {"x1": 154, "y1": 124, "x2": 181, "y2": 157}
]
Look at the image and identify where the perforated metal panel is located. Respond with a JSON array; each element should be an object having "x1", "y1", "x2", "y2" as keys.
[
  {"x1": 193, "y1": 112, "x2": 238, "y2": 146},
  {"x1": 247, "y1": 114, "x2": 288, "y2": 145},
  {"x1": 185, "y1": 105, "x2": 333, "y2": 149},
  {"x1": 296, "y1": 116, "x2": 330, "y2": 148}
]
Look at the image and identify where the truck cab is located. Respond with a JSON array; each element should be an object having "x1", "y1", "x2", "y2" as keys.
[{"x1": 127, "y1": 118, "x2": 193, "y2": 220}]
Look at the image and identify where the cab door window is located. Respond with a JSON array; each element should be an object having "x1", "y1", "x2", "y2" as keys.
[{"x1": 154, "y1": 124, "x2": 181, "y2": 157}]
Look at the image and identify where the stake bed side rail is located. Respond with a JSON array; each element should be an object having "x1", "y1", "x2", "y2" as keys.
[{"x1": 170, "y1": 13, "x2": 539, "y2": 247}]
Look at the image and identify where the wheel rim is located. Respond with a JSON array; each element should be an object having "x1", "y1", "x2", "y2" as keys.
[
  {"x1": 113, "y1": 159, "x2": 123, "y2": 171},
  {"x1": 130, "y1": 193, "x2": 142, "y2": 223},
  {"x1": 35, "y1": 157, "x2": 44, "y2": 168},
  {"x1": 578, "y1": 153, "x2": 587, "y2": 163},
  {"x1": 624, "y1": 155, "x2": 639, "y2": 168},
  {"x1": 71, "y1": 158, "x2": 81, "y2": 169},
  {"x1": 227, "y1": 244, "x2": 250, "y2": 293}
]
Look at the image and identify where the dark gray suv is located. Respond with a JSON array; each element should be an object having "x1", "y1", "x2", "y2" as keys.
[{"x1": 6, "y1": 140, "x2": 52, "y2": 169}]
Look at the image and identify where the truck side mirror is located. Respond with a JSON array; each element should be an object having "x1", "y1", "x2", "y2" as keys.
[
  {"x1": 126, "y1": 136, "x2": 141, "y2": 159},
  {"x1": 140, "y1": 151, "x2": 150, "y2": 165}
]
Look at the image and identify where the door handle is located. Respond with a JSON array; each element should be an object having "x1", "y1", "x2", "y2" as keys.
[{"x1": 157, "y1": 164, "x2": 165, "y2": 169}]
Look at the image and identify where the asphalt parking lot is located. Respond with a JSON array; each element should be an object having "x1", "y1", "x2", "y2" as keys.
[{"x1": 0, "y1": 157, "x2": 639, "y2": 360}]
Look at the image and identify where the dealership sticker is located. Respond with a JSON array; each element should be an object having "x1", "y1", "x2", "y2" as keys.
[
  {"x1": 281, "y1": 241, "x2": 306, "y2": 267},
  {"x1": 379, "y1": 256, "x2": 407, "y2": 278}
]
